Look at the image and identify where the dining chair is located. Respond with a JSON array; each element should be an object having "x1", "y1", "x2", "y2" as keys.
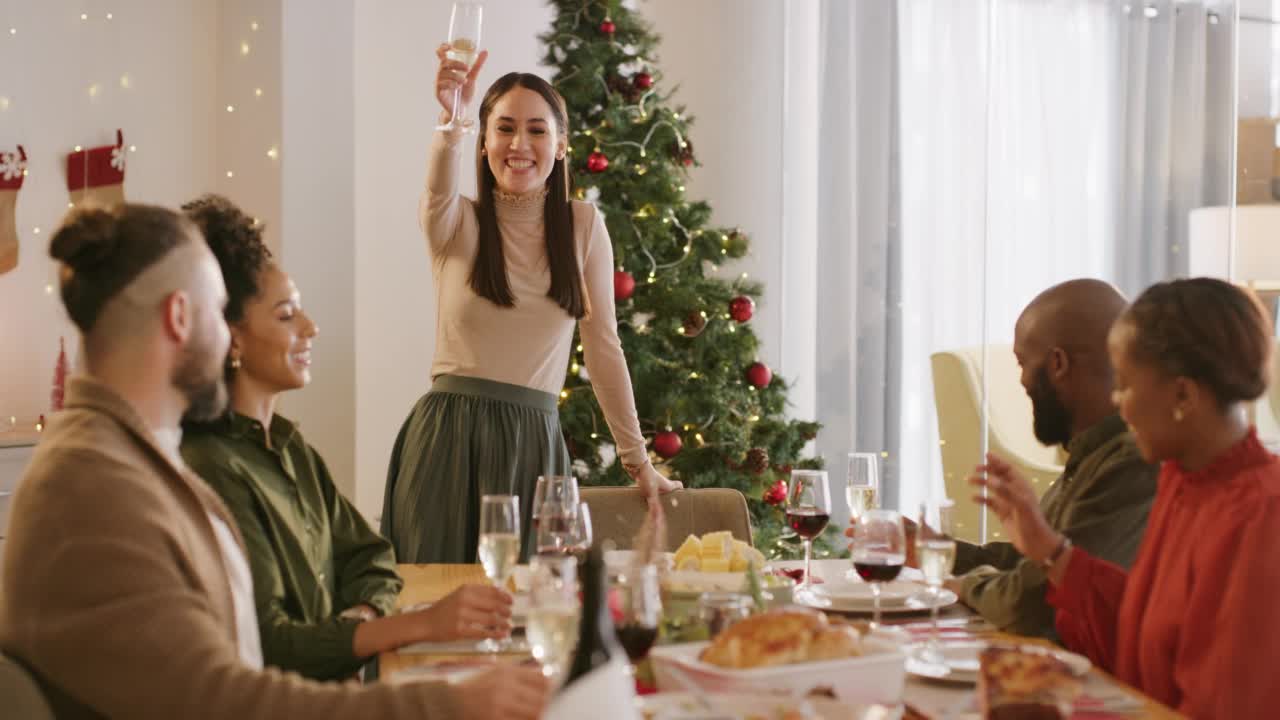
[
  {"x1": 581, "y1": 486, "x2": 752, "y2": 550},
  {"x1": 0, "y1": 651, "x2": 54, "y2": 720}
]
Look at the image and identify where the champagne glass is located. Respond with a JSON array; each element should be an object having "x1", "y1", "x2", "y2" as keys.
[
  {"x1": 478, "y1": 494, "x2": 519, "y2": 651},
  {"x1": 852, "y1": 509, "x2": 906, "y2": 629},
  {"x1": 614, "y1": 563, "x2": 662, "y2": 674},
  {"x1": 845, "y1": 452, "x2": 880, "y2": 525},
  {"x1": 435, "y1": 2, "x2": 483, "y2": 132},
  {"x1": 786, "y1": 469, "x2": 832, "y2": 596},
  {"x1": 917, "y1": 499, "x2": 956, "y2": 660},
  {"x1": 526, "y1": 553, "x2": 580, "y2": 681}
]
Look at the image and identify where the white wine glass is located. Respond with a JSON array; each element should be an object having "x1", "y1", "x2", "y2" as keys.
[
  {"x1": 917, "y1": 499, "x2": 956, "y2": 660},
  {"x1": 786, "y1": 469, "x2": 832, "y2": 597},
  {"x1": 852, "y1": 509, "x2": 906, "y2": 629},
  {"x1": 845, "y1": 452, "x2": 880, "y2": 525},
  {"x1": 436, "y1": 2, "x2": 483, "y2": 132},
  {"x1": 526, "y1": 553, "x2": 580, "y2": 681},
  {"x1": 478, "y1": 494, "x2": 519, "y2": 651}
]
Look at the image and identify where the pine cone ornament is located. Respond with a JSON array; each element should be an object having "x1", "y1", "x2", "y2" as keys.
[
  {"x1": 682, "y1": 310, "x2": 707, "y2": 338},
  {"x1": 745, "y1": 447, "x2": 769, "y2": 475},
  {"x1": 670, "y1": 138, "x2": 695, "y2": 166}
]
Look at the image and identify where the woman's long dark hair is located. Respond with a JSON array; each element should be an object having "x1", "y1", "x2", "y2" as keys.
[{"x1": 471, "y1": 72, "x2": 584, "y2": 319}]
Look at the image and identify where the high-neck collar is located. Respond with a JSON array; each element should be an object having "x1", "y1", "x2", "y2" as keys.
[
  {"x1": 493, "y1": 186, "x2": 548, "y2": 223},
  {"x1": 1169, "y1": 426, "x2": 1270, "y2": 485}
]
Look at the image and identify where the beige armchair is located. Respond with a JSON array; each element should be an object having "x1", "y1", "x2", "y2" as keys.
[
  {"x1": 581, "y1": 487, "x2": 752, "y2": 550},
  {"x1": 931, "y1": 346, "x2": 1064, "y2": 543},
  {"x1": 0, "y1": 653, "x2": 54, "y2": 720}
]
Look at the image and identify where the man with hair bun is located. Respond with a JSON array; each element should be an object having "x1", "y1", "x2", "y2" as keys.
[{"x1": 0, "y1": 203, "x2": 548, "y2": 719}]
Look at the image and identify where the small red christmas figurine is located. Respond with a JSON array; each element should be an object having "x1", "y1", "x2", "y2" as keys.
[{"x1": 51, "y1": 337, "x2": 68, "y2": 411}]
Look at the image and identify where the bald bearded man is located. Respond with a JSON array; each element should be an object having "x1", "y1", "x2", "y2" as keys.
[
  {"x1": 943, "y1": 279, "x2": 1158, "y2": 640},
  {"x1": 0, "y1": 204, "x2": 548, "y2": 719}
]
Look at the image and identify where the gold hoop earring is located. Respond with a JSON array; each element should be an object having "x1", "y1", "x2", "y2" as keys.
[
  {"x1": 229, "y1": 356, "x2": 242, "y2": 371},
  {"x1": 1173, "y1": 408, "x2": 1184, "y2": 422}
]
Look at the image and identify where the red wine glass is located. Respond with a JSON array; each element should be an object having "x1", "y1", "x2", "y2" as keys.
[
  {"x1": 786, "y1": 469, "x2": 831, "y2": 597},
  {"x1": 852, "y1": 509, "x2": 906, "y2": 629}
]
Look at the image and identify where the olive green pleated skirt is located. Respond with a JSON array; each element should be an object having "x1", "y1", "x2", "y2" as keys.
[{"x1": 381, "y1": 374, "x2": 571, "y2": 564}]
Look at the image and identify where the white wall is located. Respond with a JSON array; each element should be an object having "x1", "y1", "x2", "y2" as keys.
[{"x1": 0, "y1": 0, "x2": 219, "y2": 427}]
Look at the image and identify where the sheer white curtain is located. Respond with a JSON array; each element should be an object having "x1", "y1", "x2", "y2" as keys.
[{"x1": 797, "y1": 0, "x2": 1231, "y2": 521}]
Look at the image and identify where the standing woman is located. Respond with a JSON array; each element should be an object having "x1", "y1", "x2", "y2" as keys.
[
  {"x1": 383, "y1": 48, "x2": 681, "y2": 563},
  {"x1": 973, "y1": 277, "x2": 1280, "y2": 717}
]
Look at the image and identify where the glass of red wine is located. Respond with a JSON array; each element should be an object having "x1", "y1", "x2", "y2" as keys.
[
  {"x1": 614, "y1": 563, "x2": 662, "y2": 674},
  {"x1": 852, "y1": 509, "x2": 906, "y2": 629},
  {"x1": 786, "y1": 469, "x2": 832, "y2": 597},
  {"x1": 533, "y1": 475, "x2": 579, "y2": 555}
]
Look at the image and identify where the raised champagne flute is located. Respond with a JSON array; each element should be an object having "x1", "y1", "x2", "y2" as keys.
[
  {"x1": 853, "y1": 509, "x2": 906, "y2": 630},
  {"x1": 845, "y1": 452, "x2": 881, "y2": 525},
  {"x1": 478, "y1": 494, "x2": 519, "y2": 651},
  {"x1": 436, "y1": 2, "x2": 483, "y2": 132},
  {"x1": 917, "y1": 499, "x2": 956, "y2": 660},
  {"x1": 526, "y1": 553, "x2": 580, "y2": 681},
  {"x1": 786, "y1": 469, "x2": 832, "y2": 597}
]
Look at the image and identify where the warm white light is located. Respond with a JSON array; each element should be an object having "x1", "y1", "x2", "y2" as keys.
[
  {"x1": 106, "y1": 13, "x2": 113, "y2": 20},
  {"x1": 44, "y1": 284, "x2": 54, "y2": 294},
  {"x1": 226, "y1": 170, "x2": 234, "y2": 178},
  {"x1": 129, "y1": 145, "x2": 136, "y2": 152},
  {"x1": 226, "y1": 104, "x2": 235, "y2": 113},
  {"x1": 67, "y1": 202, "x2": 74, "y2": 208},
  {"x1": 74, "y1": 145, "x2": 82, "y2": 152},
  {"x1": 8, "y1": 27, "x2": 15, "y2": 35},
  {"x1": 0, "y1": 97, "x2": 9, "y2": 111},
  {"x1": 119, "y1": 74, "x2": 131, "y2": 89},
  {"x1": 266, "y1": 146, "x2": 279, "y2": 160},
  {"x1": 254, "y1": 88, "x2": 263, "y2": 97},
  {"x1": 250, "y1": 21, "x2": 260, "y2": 31},
  {"x1": 80, "y1": 13, "x2": 88, "y2": 20},
  {"x1": 88, "y1": 84, "x2": 100, "y2": 97},
  {"x1": 33, "y1": 227, "x2": 40, "y2": 234},
  {"x1": 240, "y1": 41, "x2": 251, "y2": 56}
]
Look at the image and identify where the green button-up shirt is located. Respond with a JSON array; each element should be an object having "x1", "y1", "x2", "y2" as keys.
[
  {"x1": 953, "y1": 414, "x2": 1156, "y2": 640},
  {"x1": 181, "y1": 412, "x2": 402, "y2": 680}
]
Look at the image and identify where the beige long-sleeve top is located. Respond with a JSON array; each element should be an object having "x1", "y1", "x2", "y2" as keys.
[
  {"x1": 421, "y1": 129, "x2": 650, "y2": 470},
  {"x1": 0, "y1": 377, "x2": 463, "y2": 719}
]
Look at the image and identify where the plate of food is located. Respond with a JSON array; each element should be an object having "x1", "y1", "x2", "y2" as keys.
[
  {"x1": 637, "y1": 692, "x2": 901, "y2": 720},
  {"x1": 905, "y1": 640, "x2": 1090, "y2": 685}
]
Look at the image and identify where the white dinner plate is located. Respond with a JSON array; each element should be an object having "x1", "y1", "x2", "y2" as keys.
[
  {"x1": 903, "y1": 640, "x2": 1091, "y2": 684},
  {"x1": 637, "y1": 691, "x2": 902, "y2": 720},
  {"x1": 768, "y1": 559, "x2": 925, "y2": 585},
  {"x1": 795, "y1": 585, "x2": 957, "y2": 614}
]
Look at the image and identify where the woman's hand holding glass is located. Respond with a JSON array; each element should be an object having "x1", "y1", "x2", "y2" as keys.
[{"x1": 433, "y1": 43, "x2": 488, "y2": 127}]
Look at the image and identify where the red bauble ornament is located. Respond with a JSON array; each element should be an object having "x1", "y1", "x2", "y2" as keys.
[
  {"x1": 728, "y1": 295, "x2": 755, "y2": 323},
  {"x1": 600, "y1": 19, "x2": 616, "y2": 35},
  {"x1": 763, "y1": 479, "x2": 787, "y2": 506},
  {"x1": 614, "y1": 270, "x2": 635, "y2": 301},
  {"x1": 746, "y1": 361, "x2": 772, "y2": 389},
  {"x1": 654, "y1": 430, "x2": 682, "y2": 459},
  {"x1": 587, "y1": 151, "x2": 610, "y2": 173},
  {"x1": 633, "y1": 72, "x2": 653, "y2": 90}
]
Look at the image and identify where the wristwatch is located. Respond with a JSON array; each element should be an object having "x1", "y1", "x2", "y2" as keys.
[{"x1": 1038, "y1": 535, "x2": 1072, "y2": 573}]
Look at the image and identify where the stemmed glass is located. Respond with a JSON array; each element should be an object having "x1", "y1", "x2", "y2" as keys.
[
  {"x1": 852, "y1": 509, "x2": 906, "y2": 629},
  {"x1": 532, "y1": 475, "x2": 579, "y2": 555},
  {"x1": 845, "y1": 452, "x2": 881, "y2": 525},
  {"x1": 917, "y1": 499, "x2": 957, "y2": 660},
  {"x1": 478, "y1": 494, "x2": 519, "y2": 651},
  {"x1": 614, "y1": 563, "x2": 662, "y2": 675},
  {"x1": 567, "y1": 502, "x2": 594, "y2": 557},
  {"x1": 786, "y1": 469, "x2": 832, "y2": 596},
  {"x1": 436, "y1": 2, "x2": 483, "y2": 132},
  {"x1": 526, "y1": 554, "x2": 580, "y2": 681}
]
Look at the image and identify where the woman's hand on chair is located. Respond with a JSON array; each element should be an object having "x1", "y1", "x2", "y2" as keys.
[{"x1": 634, "y1": 463, "x2": 683, "y2": 495}]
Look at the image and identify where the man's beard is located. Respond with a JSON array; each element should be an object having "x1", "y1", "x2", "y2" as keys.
[
  {"x1": 1029, "y1": 364, "x2": 1073, "y2": 447},
  {"x1": 174, "y1": 328, "x2": 228, "y2": 422}
]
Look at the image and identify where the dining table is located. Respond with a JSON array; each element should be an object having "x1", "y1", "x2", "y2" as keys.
[{"x1": 378, "y1": 563, "x2": 1183, "y2": 719}]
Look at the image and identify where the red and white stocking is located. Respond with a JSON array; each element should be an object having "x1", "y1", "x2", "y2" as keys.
[
  {"x1": 66, "y1": 129, "x2": 126, "y2": 208},
  {"x1": 0, "y1": 144, "x2": 26, "y2": 275}
]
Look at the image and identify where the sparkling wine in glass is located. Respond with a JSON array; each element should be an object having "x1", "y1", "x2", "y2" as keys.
[
  {"x1": 614, "y1": 563, "x2": 662, "y2": 674},
  {"x1": 917, "y1": 499, "x2": 956, "y2": 659},
  {"x1": 786, "y1": 469, "x2": 832, "y2": 596},
  {"x1": 526, "y1": 553, "x2": 580, "y2": 681},
  {"x1": 478, "y1": 494, "x2": 519, "y2": 651},
  {"x1": 845, "y1": 452, "x2": 881, "y2": 525},
  {"x1": 436, "y1": 2, "x2": 483, "y2": 133},
  {"x1": 853, "y1": 509, "x2": 906, "y2": 629}
]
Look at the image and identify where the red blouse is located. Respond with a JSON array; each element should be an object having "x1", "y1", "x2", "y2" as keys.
[{"x1": 1047, "y1": 428, "x2": 1280, "y2": 718}]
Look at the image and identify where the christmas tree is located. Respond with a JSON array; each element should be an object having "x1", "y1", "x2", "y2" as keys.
[{"x1": 541, "y1": 0, "x2": 823, "y2": 556}]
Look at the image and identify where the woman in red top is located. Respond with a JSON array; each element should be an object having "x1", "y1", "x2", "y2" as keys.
[{"x1": 973, "y1": 277, "x2": 1280, "y2": 718}]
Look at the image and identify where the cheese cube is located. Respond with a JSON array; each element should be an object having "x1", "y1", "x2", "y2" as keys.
[
  {"x1": 699, "y1": 531, "x2": 732, "y2": 559},
  {"x1": 674, "y1": 534, "x2": 702, "y2": 569},
  {"x1": 676, "y1": 555, "x2": 701, "y2": 571},
  {"x1": 701, "y1": 557, "x2": 731, "y2": 573}
]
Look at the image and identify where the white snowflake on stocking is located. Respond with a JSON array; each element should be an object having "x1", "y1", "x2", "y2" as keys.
[
  {"x1": 110, "y1": 145, "x2": 126, "y2": 173},
  {"x1": 0, "y1": 151, "x2": 25, "y2": 182}
]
